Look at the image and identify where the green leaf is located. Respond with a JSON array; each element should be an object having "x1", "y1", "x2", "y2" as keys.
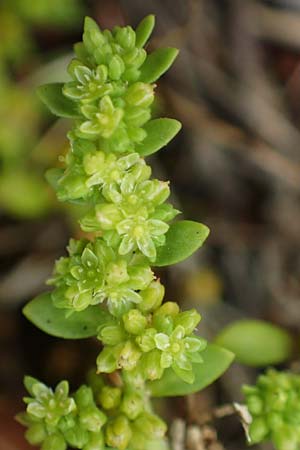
[
  {"x1": 23, "y1": 292, "x2": 111, "y2": 339},
  {"x1": 149, "y1": 344, "x2": 234, "y2": 397},
  {"x1": 136, "y1": 118, "x2": 181, "y2": 156},
  {"x1": 37, "y1": 83, "x2": 80, "y2": 118},
  {"x1": 135, "y1": 15, "x2": 155, "y2": 48},
  {"x1": 139, "y1": 47, "x2": 179, "y2": 83},
  {"x1": 215, "y1": 320, "x2": 293, "y2": 367},
  {"x1": 154, "y1": 220, "x2": 209, "y2": 267}
]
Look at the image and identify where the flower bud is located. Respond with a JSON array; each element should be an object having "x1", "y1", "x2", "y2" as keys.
[
  {"x1": 152, "y1": 314, "x2": 173, "y2": 335},
  {"x1": 121, "y1": 391, "x2": 144, "y2": 420},
  {"x1": 266, "y1": 389, "x2": 287, "y2": 412},
  {"x1": 83, "y1": 432, "x2": 105, "y2": 450},
  {"x1": 41, "y1": 433, "x2": 67, "y2": 450},
  {"x1": 86, "y1": 371, "x2": 105, "y2": 395},
  {"x1": 174, "y1": 309, "x2": 201, "y2": 335},
  {"x1": 122, "y1": 68, "x2": 141, "y2": 83},
  {"x1": 242, "y1": 385, "x2": 259, "y2": 396},
  {"x1": 127, "y1": 127, "x2": 147, "y2": 143},
  {"x1": 96, "y1": 345, "x2": 120, "y2": 373},
  {"x1": 25, "y1": 423, "x2": 46, "y2": 445},
  {"x1": 64, "y1": 426, "x2": 89, "y2": 448},
  {"x1": 155, "y1": 301, "x2": 179, "y2": 317},
  {"x1": 248, "y1": 417, "x2": 268, "y2": 444},
  {"x1": 273, "y1": 425, "x2": 298, "y2": 450},
  {"x1": 109, "y1": 55, "x2": 125, "y2": 80},
  {"x1": 123, "y1": 309, "x2": 147, "y2": 335},
  {"x1": 125, "y1": 82, "x2": 154, "y2": 108},
  {"x1": 246, "y1": 395, "x2": 264, "y2": 416},
  {"x1": 80, "y1": 407, "x2": 107, "y2": 432},
  {"x1": 123, "y1": 48, "x2": 146, "y2": 68},
  {"x1": 105, "y1": 415, "x2": 132, "y2": 450},
  {"x1": 138, "y1": 281, "x2": 164, "y2": 312},
  {"x1": 118, "y1": 341, "x2": 141, "y2": 370},
  {"x1": 75, "y1": 385, "x2": 94, "y2": 408},
  {"x1": 124, "y1": 106, "x2": 151, "y2": 128},
  {"x1": 99, "y1": 386, "x2": 122, "y2": 410},
  {"x1": 99, "y1": 325, "x2": 125, "y2": 346},
  {"x1": 59, "y1": 415, "x2": 76, "y2": 433},
  {"x1": 134, "y1": 413, "x2": 167, "y2": 439},
  {"x1": 267, "y1": 412, "x2": 283, "y2": 430},
  {"x1": 115, "y1": 26, "x2": 136, "y2": 49},
  {"x1": 141, "y1": 350, "x2": 164, "y2": 380}
]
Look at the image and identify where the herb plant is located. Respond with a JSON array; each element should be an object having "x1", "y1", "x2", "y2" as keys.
[
  {"x1": 19, "y1": 15, "x2": 234, "y2": 450},
  {"x1": 243, "y1": 369, "x2": 300, "y2": 450}
]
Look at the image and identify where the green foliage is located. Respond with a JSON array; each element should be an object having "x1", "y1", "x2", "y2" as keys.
[
  {"x1": 23, "y1": 292, "x2": 112, "y2": 339},
  {"x1": 215, "y1": 319, "x2": 293, "y2": 367},
  {"x1": 135, "y1": 15, "x2": 155, "y2": 48},
  {"x1": 20, "y1": 14, "x2": 233, "y2": 450},
  {"x1": 139, "y1": 48, "x2": 179, "y2": 83},
  {"x1": 149, "y1": 344, "x2": 234, "y2": 397},
  {"x1": 155, "y1": 220, "x2": 210, "y2": 267},
  {"x1": 136, "y1": 118, "x2": 182, "y2": 156},
  {"x1": 37, "y1": 83, "x2": 80, "y2": 118},
  {"x1": 243, "y1": 370, "x2": 300, "y2": 450}
]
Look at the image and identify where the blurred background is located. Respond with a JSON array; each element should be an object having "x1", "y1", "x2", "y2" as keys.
[{"x1": 1, "y1": 1, "x2": 300, "y2": 449}]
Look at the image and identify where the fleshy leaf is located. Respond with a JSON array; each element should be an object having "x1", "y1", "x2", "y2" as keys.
[
  {"x1": 37, "y1": 83, "x2": 80, "y2": 118},
  {"x1": 139, "y1": 47, "x2": 179, "y2": 83},
  {"x1": 135, "y1": 15, "x2": 155, "y2": 48},
  {"x1": 215, "y1": 320, "x2": 293, "y2": 367},
  {"x1": 136, "y1": 118, "x2": 181, "y2": 156},
  {"x1": 154, "y1": 220, "x2": 209, "y2": 267},
  {"x1": 23, "y1": 292, "x2": 111, "y2": 339},
  {"x1": 149, "y1": 344, "x2": 234, "y2": 397}
]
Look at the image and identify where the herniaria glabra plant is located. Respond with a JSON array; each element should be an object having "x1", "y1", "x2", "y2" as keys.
[{"x1": 18, "y1": 15, "x2": 235, "y2": 450}]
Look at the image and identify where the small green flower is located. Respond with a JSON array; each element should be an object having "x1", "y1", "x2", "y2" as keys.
[
  {"x1": 117, "y1": 213, "x2": 169, "y2": 260},
  {"x1": 42, "y1": 433, "x2": 67, "y2": 450},
  {"x1": 120, "y1": 390, "x2": 144, "y2": 420},
  {"x1": 105, "y1": 415, "x2": 132, "y2": 450},
  {"x1": 24, "y1": 377, "x2": 75, "y2": 427},
  {"x1": 96, "y1": 340, "x2": 142, "y2": 374},
  {"x1": 79, "y1": 95, "x2": 123, "y2": 139},
  {"x1": 99, "y1": 386, "x2": 122, "y2": 410},
  {"x1": 134, "y1": 412, "x2": 167, "y2": 439},
  {"x1": 139, "y1": 326, "x2": 206, "y2": 383},
  {"x1": 63, "y1": 62, "x2": 112, "y2": 104}
]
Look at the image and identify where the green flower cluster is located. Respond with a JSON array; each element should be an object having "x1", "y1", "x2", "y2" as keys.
[
  {"x1": 48, "y1": 237, "x2": 154, "y2": 316},
  {"x1": 48, "y1": 236, "x2": 207, "y2": 382},
  {"x1": 18, "y1": 375, "x2": 166, "y2": 450},
  {"x1": 64, "y1": 17, "x2": 154, "y2": 152},
  {"x1": 50, "y1": 139, "x2": 178, "y2": 260},
  {"x1": 243, "y1": 369, "x2": 300, "y2": 450},
  {"x1": 97, "y1": 302, "x2": 206, "y2": 383}
]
